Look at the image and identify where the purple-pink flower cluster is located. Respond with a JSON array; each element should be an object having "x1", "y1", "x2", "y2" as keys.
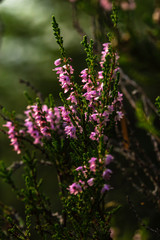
[
  {"x1": 3, "y1": 104, "x2": 67, "y2": 153},
  {"x1": 53, "y1": 43, "x2": 123, "y2": 145},
  {"x1": 66, "y1": 43, "x2": 123, "y2": 195},
  {"x1": 3, "y1": 41, "x2": 123, "y2": 198},
  {"x1": 3, "y1": 121, "x2": 21, "y2": 154},
  {"x1": 68, "y1": 154, "x2": 114, "y2": 195},
  {"x1": 54, "y1": 60, "x2": 74, "y2": 94},
  {"x1": 24, "y1": 104, "x2": 65, "y2": 145},
  {"x1": 81, "y1": 44, "x2": 123, "y2": 143}
]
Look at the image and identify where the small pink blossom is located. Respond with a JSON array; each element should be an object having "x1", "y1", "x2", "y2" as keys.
[
  {"x1": 69, "y1": 183, "x2": 82, "y2": 195},
  {"x1": 100, "y1": 43, "x2": 110, "y2": 67},
  {"x1": 89, "y1": 157, "x2": 97, "y2": 172},
  {"x1": 65, "y1": 124, "x2": 77, "y2": 138},
  {"x1": 115, "y1": 111, "x2": 124, "y2": 122},
  {"x1": 87, "y1": 178, "x2": 94, "y2": 186},
  {"x1": 76, "y1": 166, "x2": 83, "y2": 171},
  {"x1": 89, "y1": 132, "x2": 97, "y2": 141},
  {"x1": 67, "y1": 92, "x2": 77, "y2": 104},
  {"x1": 3, "y1": 121, "x2": 21, "y2": 154},
  {"x1": 54, "y1": 58, "x2": 61, "y2": 66}
]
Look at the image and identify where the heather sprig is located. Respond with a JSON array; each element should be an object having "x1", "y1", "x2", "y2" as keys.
[
  {"x1": 0, "y1": 14, "x2": 123, "y2": 239},
  {"x1": 81, "y1": 36, "x2": 98, "y2": 85},
  {"x1": 52, "y1": 15, "x2": 65, "y2": 58}
]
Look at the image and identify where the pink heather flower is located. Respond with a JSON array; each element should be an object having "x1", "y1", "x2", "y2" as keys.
[
  {"x1": 40, "y1": 126, "x2": 51, "y2": 137},
  {"x1": 100, "y1": 43, "x2": 110, "y2": 67},
  {"x1": 12, "y1": 142, "x2": 21, "y2": 154},
  {"x1": 59, "y1": 74, "x2": 71, "y2": 93},
  {"x1": 115, "y1": 111, "x2": 124, "y2": 122},
  {"x1": 102, "y1": 110, "x2": 110, "y2": 124},
  {"x1": 87, "y1": 178, "x2": 94, "y2": 186},
  {"x1": 89, "y1": 132, "x2": 97, "y2": 141},
  {"x1": 67, "y1": 92, "x2": 77, "y2": 104},
  {"x1": 24, "y1": 104, "x2": 49, "y2": 145},
  {"x1": 19, "y1": 129, "x2": 25, "y2": 135},
  {"x1": 104, "y1": 154, "x2": 114, "y2": 165},
  {"x1": 80, "y1": 68, "x2": 88, "y2": 82},
  {"x1": 108, "y1": 105, "x2": 114, "y2": 114},
  {"x1": 89, "y1": 157, "x2": 97, "y2": 172},
  {"x1": 89, "y1": 126, "x2": 101, "y2": 142},
  {"x1": 63, "y1": 64, "x2": 74, "y2": 75},
  {"x1": 3, "y1": 121, "x2": 21, "y2": 154},
  {"x1": 69, "y1": 183, "x2": 82, "y2": 195},
  {"x1": 42, "y1": 104, "x2": 48, "y2": 112},
  {"x1": 101, "y1": 184, "x2": 110, "y2": 194},
  {"x1": 76, "y1": 166, "x2": 83, "y2": 171},
  {"x1": 100, "y1": 0, "x2": 112, "y2": 11},
  {"x1": 83, "y1": 90, "x2": 99, "y2": 102},
  {"x1": 89, "y1": 113, "x2": 99, "y2": 123},
  {"x1": 116, "y1": 92, "x2": 123, "y2": 104},
  {"x1": 53, "y1": 67, "x2": 63, "y2": 74},
  {"x1": 76, "y1": 165, "x2": 87, "y2": 178},
  {"x1": 54, "y1": 63, "x2": 74, "y2": 94},
  {"x1": 98, "y1": 71, "x2": 103, "y2": 79},
  {"x1": 79, "y1": 180, "x2": 85, "y2": 185},
  {"x1": 54, "y1": 58, "x2": 61, "y2": 66},
  {"x1": 102, "y1": 169, "x2": 112, "y2": 181},
  {"x1": 59, "y1": 107, "x2": 70, "y2": 123},
  {"x1": 65, "y1": 124, "x2": 77, "y2": 138}
]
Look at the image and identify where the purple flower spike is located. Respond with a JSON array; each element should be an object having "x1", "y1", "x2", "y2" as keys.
[{"x1": 3, "y1": 121, "x2": 21, "y2": 154}]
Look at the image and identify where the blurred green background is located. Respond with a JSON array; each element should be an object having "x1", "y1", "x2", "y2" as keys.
[{"x1": 0, "y1": 0, "x2": 160, "y2": 239}]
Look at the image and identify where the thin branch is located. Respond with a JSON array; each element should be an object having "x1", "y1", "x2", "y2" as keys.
[
  {"x1": 19, "y1": 79, "x2": 43, "y2": 102},
  {"x1": 119, "y1": 69, "x2": 158, "y2": 114},
  {"x1": 7, "y1": 159, "x2": 53, "y2": 173},
  {"x1": 71, "y1": 2, "x2": 87, "y2": 38}
]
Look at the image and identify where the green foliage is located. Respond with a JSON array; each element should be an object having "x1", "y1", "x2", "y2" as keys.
[
  {"x1": 135, "y1": 101, "x2": 160, "y2": 138},
  {"x1": 155, "y1": 96, "x2": 160, "y2": 115},
  {"x1": 52, "y1": 15, "x2": 65, "y2": 58},
  {"x1": 111, "y1": 1, "x2": 119, "y2": 28}
]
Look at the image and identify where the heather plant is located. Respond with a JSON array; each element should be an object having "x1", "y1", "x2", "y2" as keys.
[{"x1": 0, "y1": 14, "x2": 123, "y2": 239}]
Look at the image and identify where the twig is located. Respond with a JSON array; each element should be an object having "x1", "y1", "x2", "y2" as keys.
[
  {"x1": 19, "y1": 79, "x2": 43, "y2": 102},
  {"x1": 7, "y1": 160, "x2": 53, "y2": 173},
  {"x1": 119, "y1": 69, "x2": 158, "y2": 114},
  {"x1": 71, "y1": 2, "x2": 87, "y2": 38}
]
